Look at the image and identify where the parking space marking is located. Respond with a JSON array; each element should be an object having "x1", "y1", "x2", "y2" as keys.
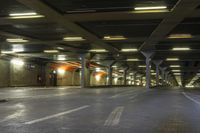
[
  {"x1": 104, "y1": 106, "x2": 124, "y2": 126},
  {"x1": 182, "y1": 92, "x2": 200, "y2": 105},
  {"x1": 24, "y1": 105, "x2": 90, "y2": 125}
]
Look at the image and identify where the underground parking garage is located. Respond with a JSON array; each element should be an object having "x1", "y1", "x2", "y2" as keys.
[{"x1": 1, "y1": 0, "x2": 200, "y2": 133}]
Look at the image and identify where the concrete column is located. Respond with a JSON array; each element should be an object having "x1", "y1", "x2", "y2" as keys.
[
  {"x1": 153, "y1": 60, "x2": 163, "y2": 86},
  {"x1": 123, "y1": 68, "x2": 129, "y2": 85},
  {"x1": 160, "y1": 67, "x2": 167, "y2": 85},
  {"x1": 133, "y1": 72, "x2": 137, "y2": 85},
  {"x1": 167, "y1": 74, "x2": 171, "y2": 86},
  {"x1": 108, "y1": 61, "x2": 116, "y2": 86},
  {"x1": 108, "y1": 65, "x2": 113, "y2": 86},
  {"x1": 146, "y1": 57, "x2": 151, "y2": 89},
  {"x1": 140, "y1": 76, "x2": 143, "y2": 86},
  {"x1": 41, "y1": 63, "x2": 46, "y2": 86},
  {"x1": 80, "y1": 54, "x2": 90, "y2": 88},
  {"x1": 165, "y1": 71, "x2": 170, "y2": 85},
  {"x1": 142, "y1": 51, "x2": 153, "y2": 89}
]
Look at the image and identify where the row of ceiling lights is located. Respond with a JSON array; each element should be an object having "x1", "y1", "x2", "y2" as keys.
[
  {"x1": 8, "y1": 4, "x2": 169, "y2": 19},
  {"x1": 5, "y1": 34, "x2": 193, "y2": 44},
  {"x1": 5, "y1": 9, "x2": 192, "y2": 67},
  {"x1": 6, "y1": 12, "x2": 194, "y2": 43}
]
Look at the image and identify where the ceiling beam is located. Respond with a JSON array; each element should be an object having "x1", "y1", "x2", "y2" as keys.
[
  {"x1": 0, "y1": 30, "x2": 37, "y2": 40},
  {"x1": 0, "y1": 9, "x2": 200, "y2": 26},
  {"x1": 0, "y1": 17, "x2": 47, "y2": 25},
  {"x1": 139, "y1": 0, "x2": 200, "y2": 50},
  {"x1": 16, "y1": 0, "x2": 119, "y2": 54},
  {"x1": 0, "y1": 31, "x2": 87, "y2": 53},
  {"x1": 64, "y1": 11, "x2": 168, "y2": 22}
]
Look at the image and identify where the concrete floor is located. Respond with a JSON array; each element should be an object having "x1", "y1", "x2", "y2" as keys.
[{"x1": 0, "y1": 87, "x2": 200, "y2": 133}]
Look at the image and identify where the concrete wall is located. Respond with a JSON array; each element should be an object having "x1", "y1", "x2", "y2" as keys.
[
  {"x1": 9, "y1": 63, "x2": 42, "y2": 87},
  {"x1": 57, "y1": 71, "x2": 80, "y2": 86},
  {"x1": 45, "y1": 63, "x2": 81, "y2": 86},
  {"x1": 0, "y1": 59, "x2": 10, "y2": 87},
  {"x1": 0, "y1": 59, "x2": 43, "y2": 87},
  {"x1": 0, "y1": 59, "x2": 124, "y2": 87}
]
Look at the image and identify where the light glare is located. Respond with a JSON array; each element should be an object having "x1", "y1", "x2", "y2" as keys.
[{"x1": 11, "y1": 58, "x2": 24, "y2": 66}]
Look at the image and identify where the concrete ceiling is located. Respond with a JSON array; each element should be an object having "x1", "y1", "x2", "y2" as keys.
[{"x1": 0, "y1": 0, "x2": 200, "y2": 85}]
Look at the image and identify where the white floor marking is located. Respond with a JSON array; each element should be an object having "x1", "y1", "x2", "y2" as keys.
[
  {"x1": 182, "y1": 92, "x2": 200, "y2": 105},
  {"x1": 104, "y1": 106, "x2": 124, "y2": 126},
  {"x1": 0, "y1": 110, "x2": 25, "y2": 123},
  {"x1": 24, "y1": 105, "x2": 90, "y2": 125}
]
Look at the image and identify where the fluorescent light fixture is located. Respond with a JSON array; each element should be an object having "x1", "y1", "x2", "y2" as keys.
[
  {"x1": 57, "y1": 55, "x2": 66, "y2": 61},
  {"x1": 89, "y1": 49, "x2": 107, "y2": 52},
  {"x1": 134, "y1": 6, "x2": 167, "y2": 10},
  {"x1": 172, "y1": 70, "x2": 181, "y2": 72},
  {"x1": 168, "y1": 34, "x2": 193, "y2": 39},
  {"x1": 174, "y1": 73, "x2": 181, "y2": 75},
  {"x1": 44, "y1": 50, "x2": 59, "y2": 53},
  {"x1": 127, "y1": 58, "x2": 139, "y2": 61},
  {"x1": 172, "y1": 47, "x2": 191, "y2": 51},
  {"x1": 185, "y1": 85, "x2": 194, "y2": 88},
  {"x1": 103, "y1": 35, "x2": 127, "y2": 41},
  {"x1": 10, "y1": 15, "x2": 44, "y2": 19},
  {"x1": 138, "y1": 65, "x2": 146, "y2": 68},
  {"x1": 63, "y1": 37, "x2": 85, "y2": 41},
  {"x1": 11, "y1": 58, "x2": 24, "y2": 66},
  {"x1": 166, "y1": 58, "x2": 179, "y2": 61},
  {"x1": 1, "y1": 51, "x2": 15, "y2": 54},
  {"x1": 121, "y1": 48, "x2": 138, "y2": 52},
  {"x1": 112, "y1": 66, "x2": 117, "y2": 68},
  {"x1": 9, "y1": 12, "x2": 38, "y2": 16},
  {"x1": 6, "y1": 38, "x2": 29, "y2": 43},
  {"x1": 57, "y1": 47, "x2": 64, "y2": 50},
  {"x1": 170, "y1": 65, "x2": 180, "y2": 68},
  {"x1": 9, "y1": 12, "x2": 44, "y2": 19}
]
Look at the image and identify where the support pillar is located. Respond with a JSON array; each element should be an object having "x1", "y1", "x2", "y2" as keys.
[
  {"x1": 141, "y1": 51, "x2": 154, "y2": 89},
  {"x1": 140, "y1": 76, "x2": 143, "y2": 86},
  {"x1": 160, "y1": 67, "x2": 167, "y2": 86},
  {"x1": 108, "y1": 66, "x2": 113, "y2": 86},
  {"x1": 133, "y1": 72, "x2": 137, "y2": 85},
  {"x1": 123, "y1": 68, "x2": 129, "y2": 85},
  {"x1": 108, "y1": 61, "x2": 116, "y2": 86},
  {"x1": 165, "y1": 71, "x2": 170, "y2": 85},
  {"x1": 153, "y1": 60, "x2": 163, "y2": 86},
  {"x1": 80, "y1": 54, "x2": 90, "y2": 88}
]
